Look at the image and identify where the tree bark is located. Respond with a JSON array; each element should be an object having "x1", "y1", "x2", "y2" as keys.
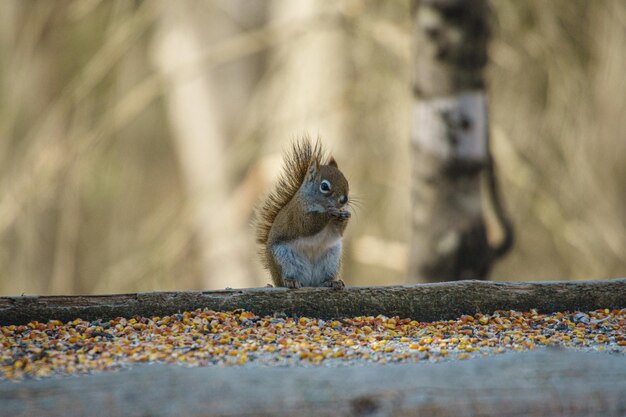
[
  {"x1": 1, "y1": 350, "x2": 625, "y2": 417},
  {"x1": 409, "y1": 0, "x2": 510, "y2": 282},
  {"x1": 1, "y1": 278, "x2": 624, "y2": 325}
]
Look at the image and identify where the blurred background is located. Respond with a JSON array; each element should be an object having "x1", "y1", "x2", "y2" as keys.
[{"x1": 1, "y1": 0, "x2": 625, "y2": 295}]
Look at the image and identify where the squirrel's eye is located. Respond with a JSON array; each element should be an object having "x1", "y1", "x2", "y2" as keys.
[{"x1": 320, "y1": 180, "x2": 332, "y2": 194}]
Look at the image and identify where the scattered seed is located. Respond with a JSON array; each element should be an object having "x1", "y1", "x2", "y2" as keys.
[{"x1": 1, "y1": 308, "x2": 624, "y2": 380}]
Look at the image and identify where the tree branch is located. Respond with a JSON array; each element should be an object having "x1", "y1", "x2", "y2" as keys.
[{"x1": 1, "y1": 278, "x2": 624, "y2": 325}]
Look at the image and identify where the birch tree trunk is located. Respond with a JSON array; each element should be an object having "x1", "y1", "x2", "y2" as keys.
[{"x1": 409, "y1": 0, "x2": 506, "y2": 282}]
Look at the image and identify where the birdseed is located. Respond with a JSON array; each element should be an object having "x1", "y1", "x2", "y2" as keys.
[{"x1": 1, "y1": 308, "x2": 624, "y2": 380}]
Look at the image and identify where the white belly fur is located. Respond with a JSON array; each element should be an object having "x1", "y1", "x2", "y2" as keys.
[{"x1": 287, "y1": 225, "x2": 341, "y2": 263}]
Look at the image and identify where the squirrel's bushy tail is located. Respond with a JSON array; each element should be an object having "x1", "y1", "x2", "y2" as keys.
[{"x1": 255, "y1": 136, "x2": 325, "y2": 253}]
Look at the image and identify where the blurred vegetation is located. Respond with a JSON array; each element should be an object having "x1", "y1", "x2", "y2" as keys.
[{"x1": 1, "y1": 0, "x2": 625, "y2": 295}]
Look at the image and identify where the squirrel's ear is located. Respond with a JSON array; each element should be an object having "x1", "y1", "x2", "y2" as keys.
[
  {"x1": 306, "y1": 157, "x2": 319, "y2": 179},
  {"x1": 328, "y1": 156, "x2": 338, "y2": 169}
]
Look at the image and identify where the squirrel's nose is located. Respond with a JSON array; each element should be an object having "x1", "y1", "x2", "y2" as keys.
[{"x1": 338, "y1": 195, "x2": 348, "y2": 206}]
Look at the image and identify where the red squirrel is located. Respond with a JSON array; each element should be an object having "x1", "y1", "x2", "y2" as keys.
[{"x1": 255, "y1": 137, "x2": 351, "y2": 289}]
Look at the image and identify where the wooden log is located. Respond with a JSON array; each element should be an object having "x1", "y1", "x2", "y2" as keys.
[
  {"x1": 1, "y1": 350, "x2": 625, "y2": 417},
  {"x1": 1, "y1": 278, "x2": 625, "y2": 325}
]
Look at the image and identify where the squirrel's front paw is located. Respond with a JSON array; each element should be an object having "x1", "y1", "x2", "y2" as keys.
[
  {"x1": 330, "y1": 208, "x2": 351, "y2": 221},
  {"x1": 338, "y1": 210, "x2": 351, "y2": 220},
  {"x1": 324, "y1": 279, "x2": 345, "y2": 290},
  {"x1": 283, "y1": 278, "x2": 302, "y2": 289}
]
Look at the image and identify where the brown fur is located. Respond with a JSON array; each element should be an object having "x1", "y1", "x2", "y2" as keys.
[
  {"x1": 255, "y1": 136, "x2": 350, "y2": 287},
  {"x1": 254, "y1": 136, "x2": 326, "y2": 269}
]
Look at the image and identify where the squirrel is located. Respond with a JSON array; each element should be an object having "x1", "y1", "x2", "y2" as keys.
[{"x1": 255, "y1": 137, "x2": 351, "y2": 289}]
